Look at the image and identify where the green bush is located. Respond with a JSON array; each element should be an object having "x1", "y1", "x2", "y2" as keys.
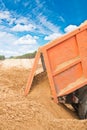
[
  {"x1": 0, "y1": 55, "x2": 5, "y2": 60},
  {"x1": 11, "y1": 51, "x2": 37, "y2": 59}
]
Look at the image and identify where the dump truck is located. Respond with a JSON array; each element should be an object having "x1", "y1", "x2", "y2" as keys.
[{"x1": 25, "y1": 21, "x2": 87, "y2": 119}]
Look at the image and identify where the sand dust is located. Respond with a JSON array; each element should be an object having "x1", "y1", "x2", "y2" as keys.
[{"x1": 0, "y1": 59, "x2": 87, "y2": 130}]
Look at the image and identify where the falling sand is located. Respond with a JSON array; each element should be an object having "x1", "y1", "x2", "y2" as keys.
[{"x1": 0, "y1": 59, "x2": 87, "y2": 130}]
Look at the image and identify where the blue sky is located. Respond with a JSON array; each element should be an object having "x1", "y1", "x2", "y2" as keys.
[{"x1": 0, "y1": 0, "x2": 87, "y2": 57}]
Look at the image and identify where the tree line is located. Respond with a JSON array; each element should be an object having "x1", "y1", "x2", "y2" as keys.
[
  {"x1": 10, "y1": 51, "x2": 37, "y2": 59},
  {"x1": 0, "y1": 55, "x2": 5, "y2": 60},
  {"x1": 0, "y1": 51, "x2": 37, "y2": 60}
]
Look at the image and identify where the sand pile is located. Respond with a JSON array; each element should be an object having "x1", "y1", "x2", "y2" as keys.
[{"x1": 0, "y1": 59, "x2": 87, "y2": 130}]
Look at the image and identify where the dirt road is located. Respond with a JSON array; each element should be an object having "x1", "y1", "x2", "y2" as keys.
[{"x1": 0, "y1": 59, "x2": 87, "y2": 130}]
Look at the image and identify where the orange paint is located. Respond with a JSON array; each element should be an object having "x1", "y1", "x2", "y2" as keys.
[{"x1": 25, "y1": 22, "x2": 87, "y2": 103}]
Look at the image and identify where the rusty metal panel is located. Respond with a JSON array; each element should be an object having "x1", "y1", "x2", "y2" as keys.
[{"x1": 41, "y1": 24, "x2": 87, "y2": 102}]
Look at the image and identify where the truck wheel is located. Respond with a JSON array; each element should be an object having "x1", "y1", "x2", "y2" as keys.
[
  {"x1": 78, "y1": 93, "x2": 87, "y2": 119},
  {"x1": 72, "y1": 103, "x2": 79, "y2": 113}
]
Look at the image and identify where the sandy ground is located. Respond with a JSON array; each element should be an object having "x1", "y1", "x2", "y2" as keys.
[
  {"x1": 0, "y1": 59, "x2": 34, "y2": 69},
  {"x1": 0, "y1": 59, "x2": 87, "y2": 130}
]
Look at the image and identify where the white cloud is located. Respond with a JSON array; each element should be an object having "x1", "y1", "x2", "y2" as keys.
[
  {"x1": 17, "y1": 44, "x2": 39, "y2": 54},
  {"x1": 64, "y1": 25, "x2": 78, "y2": 33},
  {"x1": 15, "y1": 17, "x2": 29, "y2": 24},
  {"x1": 36, "y1": 24, "x2": 51, "y2": 35},
  {"x1": 35, "y1": 0, "x2": 44, "y2": 8},
  {"x1": 0, "y1": 10, "x2": 30, "y2": 25},
  {"x1": 0, "y1": 10, "x2": 10, "y2": 19},
  {"x1": 38, "y1": 15, "x2": 60, "y2": 33},
  {"x1": 0, "y1": 44, "x2": 38, "y2": 57},
  {"x1": 44, "y1": 33, "x2": 63, "y2": 41},
  {"x1": 23, "y1": 1, "x2": 30, "y2": 7},
  {"x1": 0, "y1": 32, "x2": 39, "y2": 57},
  {"x1": 0, "y1": 24, "x2": 11, "y2": 32},
  {"x1": 58, "y1": 16, "x2": 65, "y2": 22},
  {"x1": 0, "y1": 49, "x2": 19, "y2": 56},
  {"x1": 0, "y1": 0, "x2": 6, "y2": 9},
  {"x1": 0, "y1": 31, "x2": 17, "y2": 44},
  {"x1": 14, "y1": 34, "x2": 39, "y2": 45},
  {"x1": 0, "y1": 19, "x2": 2, "y2": 23},
  {"x1": 0, "y1": 10, "x2": 62, "y2": 36},
  {"x1": 28, "y1": 1, "x2": 61, "y2": 35},
  {"x1": 0, "y1": 10, "x2": 16, "y2": 25},
  {"x1": 11, "y1": 24, "x2": 36, "y2": 32}
]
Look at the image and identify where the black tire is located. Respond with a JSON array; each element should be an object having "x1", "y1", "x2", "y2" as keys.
[
  {"x1": 72, "y1": 103, "x2": 79, "y2": 113},
  {"x1": 78, "y1": 92, "x2": 87, "y2": 119}
]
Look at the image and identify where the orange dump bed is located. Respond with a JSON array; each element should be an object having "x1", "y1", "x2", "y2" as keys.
[{"x1": 25, "y1": 22, "x2": 87, "y2": 103}]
